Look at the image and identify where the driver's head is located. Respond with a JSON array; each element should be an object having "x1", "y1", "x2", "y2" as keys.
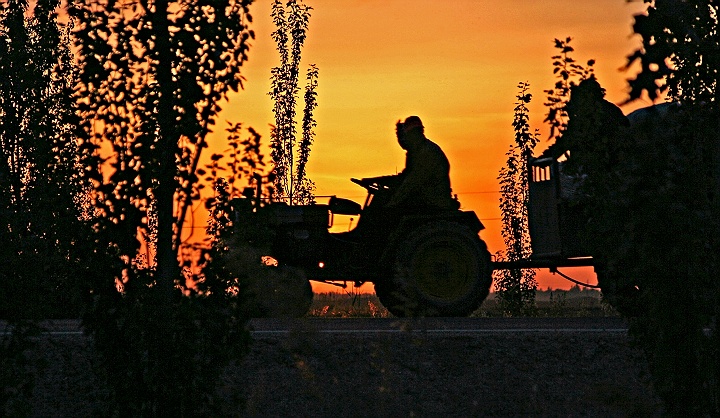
[
  {"x1": 396, "y1": 119, "x2": 408, "y2": 150},
  {"x1": 400, "y1": 116, "x2": 424, "y2": 149},
  {"x1": 402, "y1": 116, "x2": 424, "y2": 135}
]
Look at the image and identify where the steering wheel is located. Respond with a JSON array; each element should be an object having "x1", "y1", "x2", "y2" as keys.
[{"x1": 351, "y1": 177, "x2": 387, "y2": 194}]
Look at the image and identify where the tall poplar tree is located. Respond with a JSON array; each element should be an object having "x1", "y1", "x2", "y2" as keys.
[
  {"x1": 70, "y1": 0, "x2": 254, "y2": 294},
  {"x1": 0, "y1": 0, "x2": 89, "y2": 319},
  {"x1": 269, "y1": 0, "x2": 318, "y2": 204},
  {"x1": 0, "y1": 0, "x2": 91, "y2": 413},
  {"x1": 494, "y1": 82, "x2": 539, "y2": 316},
  {"x1": 69, "y1": 0, "x2": 256, "y2": 414}
]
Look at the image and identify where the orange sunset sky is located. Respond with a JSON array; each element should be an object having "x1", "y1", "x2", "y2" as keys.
[{"x1": 194, "y1": 0, "x2": 655, "y2": 292}]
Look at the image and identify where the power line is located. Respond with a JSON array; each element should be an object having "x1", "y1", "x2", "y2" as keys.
[
  {"x1": 320, "y1": 191, "x2": 500, "y2": 200},
  {"x1": 181, "y1": 217, "x2": 504, "y2": 228}
]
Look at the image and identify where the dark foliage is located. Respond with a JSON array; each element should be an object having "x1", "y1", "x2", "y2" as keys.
[
  {"x1": 200, "y1": 122, "x2": 269, "y2": 200},
  {"x1": 0, "y1": 321, "x2": 44, "y2": 417},
  {"x1": 494, "y1": 82, "x2": 538, "y2": 316},
  {"x1": 559, "y1": 2, "x2": 720, "y2": 414},
  {"x1": 69, "y1": 0, "x2": 257, "y2": 414},
  {"x1": 566, "y1": 78, "x2": 718, "y2": 418},
  {"x1": 0, "y1": 2, "x2": 96, "y2": 413},
  {"x1": 0, "y1": 0, "x2": 92, "y2": 320},
  {"x1": 625, "y1": 0, "x2": 720, "y2": 104},
  {"x1": 269, "y1": 0, "x2": 318, "y2": 204},
  {"x1": 543, "y1": 37, "x2": 595, "y2": 141}
]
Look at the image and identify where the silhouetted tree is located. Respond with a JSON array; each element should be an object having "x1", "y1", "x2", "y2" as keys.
[
  {"x1": 269, "y1": 0, "x2": 318, "y2": 204},
  {"x1": 69, "y1": 0, "x2": 255, "y2": 414},
  {"x1": 496, "y1": 40, "x2": 594, "y2": 317},
  {"x1": 494, "y1": 82, "x2": 539, "y2": 316},
  {"x1": 543, "y1": 37, "x2": 595, "y2": 142},
  {"x1": 180, "y1": 122, "x2": 270, "y2": 275},
  {"x1": 603, "y1": 1, "x2": 720, "y2": 415},
  {"x1": 626, "y1": 0, "x2": 719, "y2": 105},
  {"x1": 200, "y1": 122, "x2": 268, "y2": 199},
  {"x1": 0, "y1": 0, "x2": 90, "y2": 318},
  {"x1": 537, "y1": 3, "x2": 720, "y2": 415},
  {"x1": 0, "y1": 0, "x2": 92, "y2": 413}
]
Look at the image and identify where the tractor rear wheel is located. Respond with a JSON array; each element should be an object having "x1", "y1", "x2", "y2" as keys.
[
  {"x1": 595, "y1": 264, "x2": 641, "y2": 317},
  {"x1": 375, "y1": 221, "x2": 492, "y2": 317}
]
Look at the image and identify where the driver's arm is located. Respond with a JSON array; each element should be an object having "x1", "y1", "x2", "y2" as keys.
[
  {"x1": 385, "y1": 167, "x2": 426, "y2": 208},
  {"x1": 360, "y1": 173, "x2": 404, "y2": 188}
]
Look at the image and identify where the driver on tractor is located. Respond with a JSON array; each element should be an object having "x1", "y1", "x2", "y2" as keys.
[{"x1": 360, "y1": 116, "x2": 459, "y2": 213}]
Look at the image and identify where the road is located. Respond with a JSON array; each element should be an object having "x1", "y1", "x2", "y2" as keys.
[
  {"x1": 2, "y1": 316, "x2": 629, "y2": 336},
  {"x1": 250, "y1": 316, "x2": 628, "y2": 334},
  {"x1": 11, "y1": 316, "x2": 659, "y2": 417}
]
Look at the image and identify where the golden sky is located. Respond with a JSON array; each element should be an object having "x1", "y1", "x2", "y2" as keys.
[{"x1": 205, "y1": 0, "x2": 653, "y2": 291}]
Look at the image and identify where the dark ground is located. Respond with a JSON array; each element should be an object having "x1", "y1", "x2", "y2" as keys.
[{"x1": 25, "y1": 317, "x2": 662, "y2": 417}]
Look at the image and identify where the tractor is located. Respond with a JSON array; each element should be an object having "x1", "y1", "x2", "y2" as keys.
[
  {"x1": 232, "y1": 93, "x2": 667, "y2": 318},
  {"x1": 232, "y1": 177, "x2": 493, "y2": 317}
]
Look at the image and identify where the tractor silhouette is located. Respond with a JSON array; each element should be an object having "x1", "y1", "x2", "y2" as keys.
[
  {"x1": 232, "y1": 100, "x2": 672, "y2": 317},
  {"x1": 232, "y1": 176, "x2": 492, "y2": 317}
]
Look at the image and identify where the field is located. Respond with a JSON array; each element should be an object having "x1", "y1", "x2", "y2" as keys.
[{"x1": 308, "y1": 287, "x2": 617, "y2": 318}]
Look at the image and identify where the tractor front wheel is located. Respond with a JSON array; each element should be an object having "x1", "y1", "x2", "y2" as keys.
[{"x1": 251, "y1": 265, "x2": 314, "y2": 318}]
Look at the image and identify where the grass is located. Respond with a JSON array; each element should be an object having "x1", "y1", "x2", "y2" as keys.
[
  {"x1": 308, "y1": 287, "x2": 619, "y2": 318},
  {"x1": 476, "y1": 288, "x2": 619, "y2": 317},
  {"x1": 308, "y1": 292, "x2": 390, "y2": 318}
]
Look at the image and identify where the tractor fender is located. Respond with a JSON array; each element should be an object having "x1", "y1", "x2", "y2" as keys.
[{"x1": 378, "y1": 210, "x2": 484, "y2": 273}]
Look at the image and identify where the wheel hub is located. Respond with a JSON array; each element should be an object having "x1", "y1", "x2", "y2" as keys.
[{"x1": 413, "y1": 242, "x2": 474, "y2": 301}]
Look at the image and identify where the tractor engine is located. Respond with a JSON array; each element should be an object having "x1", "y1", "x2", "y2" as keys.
[
  {"x1": 263, "y1": 203, "x2": 331, "y2": 268},
  {"x1": 249, "y1": 196, "x2": 361, "y2": 271}
]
